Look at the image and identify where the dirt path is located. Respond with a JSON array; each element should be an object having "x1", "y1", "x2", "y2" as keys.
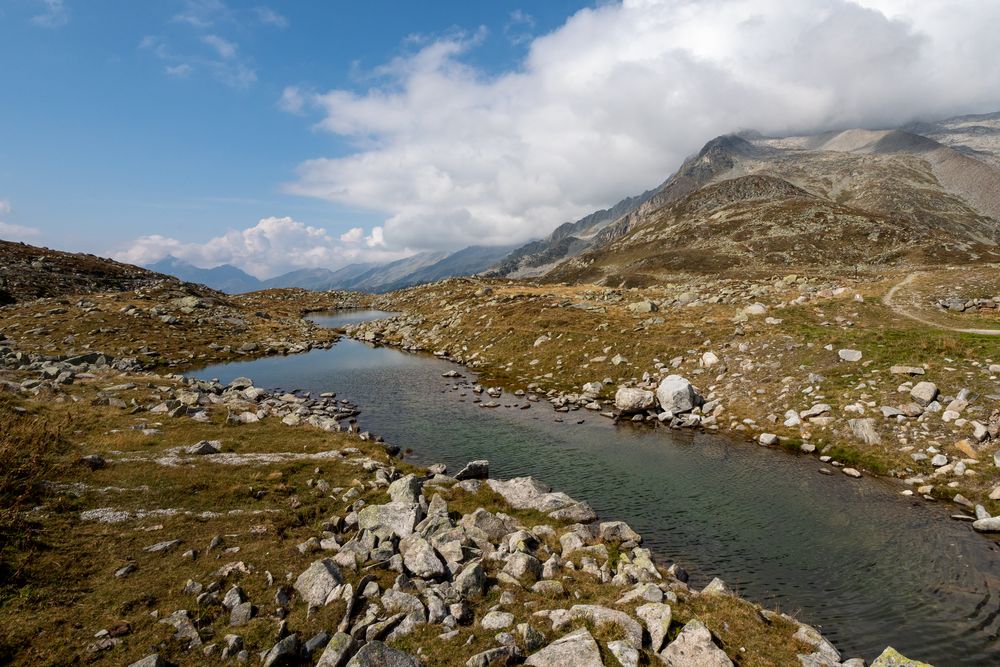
[{"x1": 883, "y1": 272, "x2": 1000, "y2": 336}]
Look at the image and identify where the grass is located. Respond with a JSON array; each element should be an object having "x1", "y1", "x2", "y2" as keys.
[
  {"x1": 0, "y1": 370, "x2": 826, "y2": 666},
  {"x1": 0, "y1": 395, "x2": 72, "y2": 588}
]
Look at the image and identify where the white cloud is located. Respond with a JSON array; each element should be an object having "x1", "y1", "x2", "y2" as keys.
[
  {"x1": 146, "y1": 2, "x2": 258, "y2": 89},
  {"x1": 172, "y1": 0, "x2": 226, "y2": 28},
  {"x1": 0, "y1": 222, "x2": 41, "y2": 241},
  {"x1": 114, "y1": 216, "x2": 410, "y2": 279},
  {"x1": 339, "y1": 227, "x2": 364, "y2": 243},
  {"x1": 202, "y1": 34, "x2": 237, "y2": 59},
  {"x1": 254, "y1": 7, "x2": 288, "y2": 28},
  {"x1": 165, "y1": 63, "x2": 193, "y2": 78},
  {"x1": 284, "y1": 0, "x2": 1000, "y2": 253},
  {"x1": 31, "y1": 0, "x2": 68, "y2": 28},
  {"x1": 278, "y1": 86, "x2": 306, "y2": 113},
  {"x1": 0, "y1": 200, "x2": 10, "y2": 215}
]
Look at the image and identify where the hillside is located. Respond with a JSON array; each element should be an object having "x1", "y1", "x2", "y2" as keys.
[
  {"x1": 0, "y1": 239, "x2": 172, "y2": 304},
  {"x1": 544, "y1": 119, "x2": 1000, "y2": 285}
]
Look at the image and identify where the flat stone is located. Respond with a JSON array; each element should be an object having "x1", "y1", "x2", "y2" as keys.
[
  {"x1": 972, "y1": 517, "x2": 1000, "y2": 532},
  {"x1": 481, "y1": 611, "x2": 514, "y2": 630},
  {"x1": 890, "y1": 365, "x2": 925, "y2": 376},
  {"x1": 569, "y1": 604, "x2": 643, "y2": 648},
  {"x1": 838, "y1": 349, "x2": 863, "y2": 362},
  {"x1": 525, "y1": 628, "x2": 604, "y2": 667}
]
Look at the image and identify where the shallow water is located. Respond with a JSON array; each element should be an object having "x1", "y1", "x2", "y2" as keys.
[{"x1": 190, "y1": 311, "x2": 1000, "y2": 664}]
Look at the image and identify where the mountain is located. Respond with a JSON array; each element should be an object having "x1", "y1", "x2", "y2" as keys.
[
  {"x1": 377, "y1": 245, "x2": 519, "y2": 291},
  {"x1": 147, "y1": 255, "x2": 261, "y2": 294},
  {"x1": 540, "y1": 114, "x2": 1000, "y2": 285},
  {"x1": 0, "y1": 239, "x2": 172, "y2": 304},
  {"x1": 488, "y1": 190, "x2": 659, "y2": 278},
  {"x1": 487, "y1": 134, "x2": 768, "y2": 278},
  {"x1": 344, "y1": 251, "x2": 451, "y2": 292}
]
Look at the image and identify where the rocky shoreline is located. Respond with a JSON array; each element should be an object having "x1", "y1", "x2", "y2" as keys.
[
  {"x1": 342, "y1": 285, "x2": 1000, "y2": 533},
  {"x1": 0, "y1": 329, "x2": 932, "y2": 666}
]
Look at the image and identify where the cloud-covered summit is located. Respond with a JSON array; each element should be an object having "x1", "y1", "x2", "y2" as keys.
[{"x1": 282, "y1": 0, "x2": 1000, "y2": 253}]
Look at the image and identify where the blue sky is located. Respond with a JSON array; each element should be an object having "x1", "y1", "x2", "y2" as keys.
[
  {"x1": 2, "y1": 0, "x2": 999, "y2": 278},
  {"x1": 0, "y1": 0, "x2": 588, "y2": 272}
]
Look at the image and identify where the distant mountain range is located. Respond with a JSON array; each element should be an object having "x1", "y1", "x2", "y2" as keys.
[
  {"x1": 146, "y1": 245, "x2": 519, "y2": 294},
  {"x1": 147, "y1": 256, "x2": 262, "y2": 294},
  {"x1": 143, "y1": 110, "x2": 1000, "y2": 294}
]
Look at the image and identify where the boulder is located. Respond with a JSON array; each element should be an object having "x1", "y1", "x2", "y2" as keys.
[
  {"x1": 636, "y1": 602, "x2": 672, "y2": 652},
  {"x1": 294, "y1": 559, "x2": 344, "y2": 609},
  {"x1": 598, "y1": 521, "x2": 641, "y2": 544},
  {"x1": 358, "y1": 503, "x2": 422, "y2": 539},
  {"x1": 569, "y1": 605, "x2": 643, "y2": 649},
  {"x1": 660, "y1": 619, "x2": 733, "y2": 666},
  {"x1": 910, "y1": 382, "x2": 939, "y2": 407},
  {"x1": 615, "y1": 387, "x2": 655, "y2": 414},
  {"x1": 316, "y1": 632, "x2": 357, "y2": 667},
  {"x1": 525, "y1": 628, "x2": 603, "y2": 667},
  {"x1": 870, "y1": 647, "x2": 933, "y2": 667},
  {"x1": 608, "y1": 641, "x2": 639, "y2": 667},
  {"x1": 655, "y1": 376, "x2": 699, "y2": 415},
  {"x1": 502, "y1": 552, "x2": 543, "y2": 582},
  {"x1": 388, "y1": 474, "x2": 423, "y2": 504},
  {"x1": 345, "y1": 641, "x2": 422, "y2": 667},
  {"x1": 455, "y1": 460, "x2": 490, "y2": 481},
  {"x1": 127, "y1": 656, "x2": 166, "y2": 667},
  {"x1": 400, "y1": 536, "x2": 445, "y2": 580},
  {"x1": 262, "y1": 635, "x2": 299, "y2": 667},
  {"x1": 480, "y1": 611, "x2": 514, "y2": 630},
  {"x1": 454, "y1": 561, "x2": 487, "y2": 599}
]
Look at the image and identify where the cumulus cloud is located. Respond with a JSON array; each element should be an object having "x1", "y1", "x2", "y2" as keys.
[
  {"x1": 31, "y1": 0, "x2": 69, "y2": 28},
  {"x1": 114, "y1": 216, "x2": 410, "y2": 279},
  {"x1": 283, "y1": 0, "x2": 1000, "y2": 253}
]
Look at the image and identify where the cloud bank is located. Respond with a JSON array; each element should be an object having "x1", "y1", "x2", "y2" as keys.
[
  {"x1": 284, "y1": 0, "x2": 1000, "y2": 253},
  {"x1": 113, "y1": 216, "x2": 404, "y2": 279},
  {"x1": 0, "y1": 200, "x2": 42, "y2": 242}
]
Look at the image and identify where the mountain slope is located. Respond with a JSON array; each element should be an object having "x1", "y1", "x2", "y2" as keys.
[
  {"x1": 0, "y1": 239, "x2": 171, "y2": 304},
  {"x1": 147, "y1": 256, "x2": 261, "y2": 294},
  {"x1": 545, "y1": 119, "x2": 1000, "y2": 285},
  {"x1": 344, "y1": 251, "x2": 451, "y2": 292},
  {"x1": 379, "y1": 244, "x2": 519, "y2": 291}
]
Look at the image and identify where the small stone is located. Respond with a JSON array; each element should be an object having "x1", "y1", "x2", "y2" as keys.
[
  {"x1": 838, "y1": 349, "x2": 863, "y2": 362},
  {"x1": 480, "y1": 611, "x2": 514, "y2": 630}
]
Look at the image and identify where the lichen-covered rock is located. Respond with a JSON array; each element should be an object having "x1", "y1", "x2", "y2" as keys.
[
  {"x1": 870, "y1": 647, "x2": 933, "y2": 667},
  {"x1": 294, "y1": 559, "x2": 344, "y2": 609},
  {"x1": 346, "y1": 641, "x2": 422, "y2": 667},
  {"x1": 660, "y1": 619, "x2": 733, "y2": 667}
]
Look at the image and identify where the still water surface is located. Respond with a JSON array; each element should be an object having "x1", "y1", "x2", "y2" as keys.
[{"x1": 190, "y1": 310, "x2": 1000, "y2": 664}]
